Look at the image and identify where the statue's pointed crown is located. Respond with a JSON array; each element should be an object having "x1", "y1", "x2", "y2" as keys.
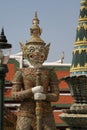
[
  {"x1": 26, "y1": 11, "x2": 45, "y2": 45},
  {"x1": 20, "y1": 12, "x2": 50, "y2": 61}
]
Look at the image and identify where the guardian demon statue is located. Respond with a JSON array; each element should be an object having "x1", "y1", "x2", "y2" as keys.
[{"x1": 12, "y1": 12, "x2": 59, "y2": 130}]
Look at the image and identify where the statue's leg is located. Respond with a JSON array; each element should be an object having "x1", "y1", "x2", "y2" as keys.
[
  {"x1": 16, "y1": 116, "x2": 33, "y2": 130},
  {"x1": 43, "y1": 114, "x2": 56, "y2": 130},
  {"x1": 31, "y1": 116, "x2": 37, "y2": 130}
]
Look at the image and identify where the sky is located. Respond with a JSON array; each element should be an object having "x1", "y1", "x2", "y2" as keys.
[{"x1": 0, "y1": 0, "x2": 81, "y2": 63}]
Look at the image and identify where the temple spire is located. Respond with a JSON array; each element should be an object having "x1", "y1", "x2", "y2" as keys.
[
  {"x1": 70, "y1": 0, "x2": 87, "y2": 76},
  {"x1": 0, "y1": 28, "x2": 7, "y2": 43},
  {"x1": 32, "y1": 11, "x2": 39, "y2": 25}
]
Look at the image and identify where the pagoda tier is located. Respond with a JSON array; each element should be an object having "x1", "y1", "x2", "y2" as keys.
[
  {"x1": 60, "y1": 0, "x2": 87, "y2": 129},
  {"x1": 70, "y1": 0, "x2": 87, "y2": 76}
]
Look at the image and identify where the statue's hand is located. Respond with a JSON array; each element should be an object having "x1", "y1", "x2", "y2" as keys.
[
  {"x1": 34, "y1": 93, "x2": 46, "y2": 100},
  {"x1": 32, "y1": 86, "x2": 43, "y2": 93}
]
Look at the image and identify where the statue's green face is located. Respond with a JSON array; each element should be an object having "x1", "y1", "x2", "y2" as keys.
[{"x1": 27, "y1": 44, "x2": 46, "y2": 67}]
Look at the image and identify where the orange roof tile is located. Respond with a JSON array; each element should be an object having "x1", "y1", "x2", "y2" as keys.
[
  {"x1": 56, "y1": 71, "x2": 70, "y2": 79},
  {"x1": 53, "y1": 111, "x2": 63, "y2": 124},
  {"x1": 52, "y1": 95, "x2": 74, "y2": 104},
  {"x1": 59, "y1": 81, "x2": 69, "y2": 89},
  {"x1": 56, "y1": 70, "x2": 70, "y2": 89},
  {"x1": 6, "y1": 64, "x2": 15, "y2": 81},
  {"x1": 4, "y1": 89, "x2": 12, "y2": 97}
]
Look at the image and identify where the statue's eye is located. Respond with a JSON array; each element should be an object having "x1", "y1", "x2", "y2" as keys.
[
  {"x1": 28, "y1": 46, "x2": 35, "y2": 53},
  {"x1": 40, "y1": 55, "x2": 44, "y2": 59},
  {"x1": 29, "y1": 54, "x2": 34, "y2": 58},
  {"x1": 39, "y1": 47, "x2": 44, "y2": 52}
]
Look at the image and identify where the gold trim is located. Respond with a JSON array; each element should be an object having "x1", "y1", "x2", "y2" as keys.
[
  {"x1": 70, "y1": 68, "x2": 87, "y2": 73},
  {"x1": 80, "y1": 6, "x2": 87, "y2": 11},
  {"x1": 74, "y1": 41, "x2": 87, "y2": 46},
  {"x1": 78, "y1": 17, "x2": 87, "y2": 22},
  {"x1": 81, "y1": 0, "x2": 87, "y2": 4},
  {"x1": 77, "y1": 24, "x2": 87, "y2": 31},
  {"x1": 70, "y1": 64, "x2": 87, "y2": 72},
  {"x1": 73, "y1": 48, "x2": 87, "y2": 52}
]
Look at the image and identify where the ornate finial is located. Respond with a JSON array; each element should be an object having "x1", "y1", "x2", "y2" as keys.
[
  {"x1": 1, "y1": 28, "x2": 4, "y2": 35},
  {"x1": 26, "y1": 12, "x2": 45, "y2": 45},
  {"x1": 30, "y1": 11, "x2": 41, "y2": 36},
  {"x1": 0, "y1": 28, "x2": 7, "y2": 43},
  {"x1": 32, "y1": 11, "x2": 39, "y2": 25},
  {"x1": 61, "y1": 51, "x2": 64, "y2": 63},
  {"x1": 35, "y1": 11, "x2": 37, "y2": 16}
]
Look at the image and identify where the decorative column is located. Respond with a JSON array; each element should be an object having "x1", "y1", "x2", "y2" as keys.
[
  {"x1": 0, "y1": 28, "x2": 12, "y2": 130},
  {"x1": 59, "y1": 0, "x2": 87, "y2": 129}
]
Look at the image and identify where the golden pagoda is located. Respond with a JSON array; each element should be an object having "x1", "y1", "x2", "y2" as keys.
[
  {"x1": 70, "y1": 0, "x2": 87, "y2": 76},
  {"x1": 60, "y1": 1, "x2": 87, "y2": 129}
]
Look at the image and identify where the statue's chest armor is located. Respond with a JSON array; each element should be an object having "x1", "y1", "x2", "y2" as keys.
[{"x1": 22, "y1": 68, "x2": 50, "y2": 92}]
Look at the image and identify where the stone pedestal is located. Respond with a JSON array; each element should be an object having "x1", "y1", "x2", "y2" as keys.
[
  {"x1": 60, "y1": 103, "x2": 87, "y2": 130},
  {"x1": 59, "y1": 75, "x2": 87, "y2": 129}
]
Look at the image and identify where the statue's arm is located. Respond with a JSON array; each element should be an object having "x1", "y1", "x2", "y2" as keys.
[
  {"x1": 46, "y1": 70, "x2": 59, "y2": 102},
  {"x1": 12, "y1": 70, "x2": 33, "y2": 100}
]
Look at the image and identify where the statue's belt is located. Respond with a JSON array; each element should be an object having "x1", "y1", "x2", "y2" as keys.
[
  {"x1": 18, "y1": 108, "x2": 52, "y2": 117},
  {"x1": 18, "y1": 110, "x2": 34, "y2": 118}
]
